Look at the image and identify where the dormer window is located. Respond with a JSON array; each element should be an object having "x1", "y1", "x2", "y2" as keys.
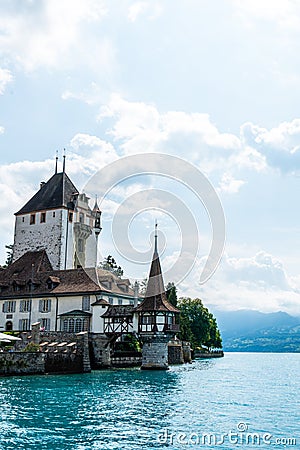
[
  {"x1": 30, "y1": 214, "x2": 36, "y2": 225},
  {"x1": 40, "y1": 212, "x2": 46, "y2": 223},
  {"x1": 46, "y1": 276, "x2": 60, "y2": 290}
]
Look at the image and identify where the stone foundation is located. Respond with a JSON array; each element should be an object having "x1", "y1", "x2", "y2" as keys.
[
  {"x1": 0, "y1": 352, "x2": 45, "y2": 375},
  {"x1": 141, "y1": 334, "x2": 170, "y2": 370},
  {"x1": 89, "y1": 333, "x2": 111, "y2": 368}
]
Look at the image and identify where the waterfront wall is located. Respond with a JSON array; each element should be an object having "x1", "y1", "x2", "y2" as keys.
[
  {"x1": 15, "y1": 323, "x2": 91, "y2": 374},
  {"x1": 111, "y1": 353, "x2": 142, "y2": 367},
  {"x1": 0, "y1": 352, "x2": 45, "y2": 375},
  {"x1": 168, "y1": 339, "x2": 184, "y2": 365}
]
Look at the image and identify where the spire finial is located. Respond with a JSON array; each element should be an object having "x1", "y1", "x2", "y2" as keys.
[
  {"x1": 55, "y1": 151, "x2": 58, "y2": 174},
  {"x1": 154, "y1": 220, "x2": 158, "y2": 254},
  {"x1": 63, "y1": 149, "x2": 66, "y2": 173}
]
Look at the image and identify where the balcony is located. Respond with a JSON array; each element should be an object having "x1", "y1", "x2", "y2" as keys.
[{"x1": 164, "y1": 323, "x2": 180, "y2": 332}]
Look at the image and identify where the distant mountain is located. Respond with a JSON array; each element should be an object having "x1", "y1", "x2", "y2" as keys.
[{"x1": 212, "y1": 309, "x2": 300, "y2": 352}]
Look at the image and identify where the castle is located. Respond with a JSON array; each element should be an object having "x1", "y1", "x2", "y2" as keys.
[{"x1": 0, "y1": 158, "x2": 183, "y2": 370}]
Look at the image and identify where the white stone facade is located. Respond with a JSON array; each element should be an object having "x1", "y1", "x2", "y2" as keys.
[
  {"x1": 0, "y1": 292, "x2": 135, "y2": 334},
  {"x1": 13, "y1": 197, "x2": 99, "y2": 270}
]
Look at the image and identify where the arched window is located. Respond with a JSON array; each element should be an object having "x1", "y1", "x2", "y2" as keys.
[
  {"x1": 75, "y1": 318, "x2": 82, "y2": 333},
  {"x1": 63, "y1": 319, "x2": 68, "y2": 332},
  {"x1": 68, "y1": 318, "x2": 74, "y2": 333}
]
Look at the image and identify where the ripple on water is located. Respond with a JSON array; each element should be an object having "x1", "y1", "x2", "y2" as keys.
[{"x1": 0, "y1": 354, "x2": 299, "y2": 449}]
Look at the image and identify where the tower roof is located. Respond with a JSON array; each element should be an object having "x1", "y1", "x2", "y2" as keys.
[
  {"x1": 15, "y1": 172, "x2": 79, "y2": 215},
  {"x1": 135, "y1": 226, "x2": 179, "y2": 313}
]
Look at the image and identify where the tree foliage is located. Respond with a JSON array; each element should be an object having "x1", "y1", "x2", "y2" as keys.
[
  {"x1": 166, "y1": 282, "x2": 178, "y2": 307},
  {"x1": 178, "y1": 297, "x2": 222, "y2": 350},
  {"x1": 99, "y1": 255, "x2": 124, "y2": 277},
  {"x1": 0, "y1": 244, "x2": 13, "y2": 269}
]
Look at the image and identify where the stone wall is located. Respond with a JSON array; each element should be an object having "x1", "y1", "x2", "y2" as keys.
[
  {"x1": 89, "y1": 333, "x2": 111, "y2": 368},
  {"x1": 111, "y1": 354, "x2": 142, "y2": 367},
  {"x1": 13, "y1": 208, "x2": 66, "y2": 269},
  {"x1": 168, "y1": 340, "x2": 184, "y2": 365},
  {"x1": 141, "y1": 334, "x2": 170, "y2": 370},
  {"x1": 0, "y1": 352, "x2": 45, "y2": 375},
  {"x1": 182, "y1": 341, "x2": 192, "y2": 363},
  {"x1": 15, "y1": 324, "x2": 91, "y2": 374}
]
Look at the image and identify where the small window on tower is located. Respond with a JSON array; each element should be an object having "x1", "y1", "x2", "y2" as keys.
[
  {"x1": 78, "y1": 238, "x2": 84, "y2": 252},
  {"x1": 68, "y1": 212, "x2": 73, "y2": 222},
  {"x1": 40, "y1": 212, "x2": 46, "y2": 223},
  {"x1": 22, "y1": 217, "x2": 25, "y2": 223},
  {"x1": 79, "y1": 212, "x2": 84, "y2": 223},
  {"x1": 53, "y1": 211, "x2": 56, "y2": 218},
  {"x1": 30, "y1": 214, "x2": 36, "y2": 225}
]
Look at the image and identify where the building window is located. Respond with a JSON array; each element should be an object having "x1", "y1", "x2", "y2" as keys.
[
  {"x1": 19, "y1": 319, "x2": 29, "y2": 331},
  {"x1": 30, "y1": 214, "x2": 36, "y2": 225},
  {"x1": 3, "y1": 301, "x2": 16, "y2": 313},
  {"x1": 142, "y1": 315, "x2": 154, "y2": 325},
  {"x1": 79, "y1": 212, "x2": 84, "y2": 223},
  {"x1": 39, "y1": 299, "x2": 51, "y2": 313},
  {"x1": 5, "y1": 321, "x2": 13, "y2": 331},
  {"x1": 108, "y1": 297, "x2": 114, "y2": 305},
  {"x1": 118, "y1": 298, "x2": 122, "y2": 305},
  {"x1": 68, "y1": 212, "x2": 73, "y2": 222},
  {"x1": 39, "y1": 318, "x2": 50, "y2": 331},
  {"x1": 40, "y1": 212, "x2": 46, "y2": 223},
  {"x1": 78, "y1": 239, "x2": 84, "y2": 253},
  {"x1": 103, "y1": 281, "x2": 112, "y2": 290},
  {"x1": 75, "y1": 318, "x2": 83, "y2": 333},
  {"x1": 22, "y1": 217, "x2": 25, "y2": 223},
  {"x1": 62, "y1": 317, "x2": 88, "y2": 333},
  {"x1": 53, "y1": 211, "x2": 56, "y2": 217},
  {"x1": 20, "y1": 299, "x2": 31, "y2": 312},
  {"x1": 82, "y1": 295, "x2": 90, "y2": 311}
]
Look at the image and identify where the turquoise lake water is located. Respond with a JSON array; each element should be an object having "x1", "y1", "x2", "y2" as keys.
[{"x1": 0, "y1": 353, "x2": 299, "y2": 449}]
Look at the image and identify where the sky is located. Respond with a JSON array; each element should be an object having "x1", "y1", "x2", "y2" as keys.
[{"x1": 1, "y1": 0, "x2": 300, "y2": 315}]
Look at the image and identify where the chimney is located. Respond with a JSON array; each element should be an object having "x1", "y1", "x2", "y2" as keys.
[
  {"x1": 134, "y1": 281, "x2": 139, "y2": 307},
  {"x1": 40, "y1": 182, "x2": 46, "y2": 189}
]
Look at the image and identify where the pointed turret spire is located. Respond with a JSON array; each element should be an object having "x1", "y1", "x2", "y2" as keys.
[
  {"x1": 55, "y1": 151, "x2": 58, "y2": 174},
  {"x1": 154, "y1": 220, "x2": 158, "y2": 254},
  {"x1": 62, "y1": 149, "x2": 66, "y2": 173},
  {"x1": 93, "y1": 195, "x2": 100, "y2": 212},
  {"x1": 135, "y1": 225, "x2": 179, "y2": 313}
]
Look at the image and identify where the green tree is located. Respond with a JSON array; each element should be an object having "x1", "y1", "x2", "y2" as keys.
[
  {"x1": 166, "y1": 282, "x2": 178, "y2": 307},
  {"x1": 1, "y1": 244, "x2": 13, "y2": 269},
  {"x1": 178, "y1": 297, "x2": 222, "y2": 350},
  {"x1": 99, "y1": 255, "x2": 124, "y2": 277}
]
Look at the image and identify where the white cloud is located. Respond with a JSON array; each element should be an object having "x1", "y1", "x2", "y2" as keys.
[
  {"x1": 98, "y1": 94, "x2": 260, "y2": 176},
  {"x1": 178, "y1": 250, "x2": 300, "y2": 315},
  {"x1": 0, "y1": 0, "x2": 110, "y2": 72},
  {"x1": 218, "y1": 173, "x2": 245, "y2": 194},
  {"x1": 234, "y1": 0, "x2": 300, "y2": 30},
  {"x1": 128, "y1": 2, "x2": 148, "y2": 22},
  {"x1": 241, "y1": 120, "x2": 300, "y2": 173},
  {"x1": 0, "y1": 127, "x2": 4, "y2": 135},
  {"x1": 128, "y1": 1, "x2": 163, "y2": 22},
  {"x1": 0, "y1": 68, "x2": 13, "y2": 94}
]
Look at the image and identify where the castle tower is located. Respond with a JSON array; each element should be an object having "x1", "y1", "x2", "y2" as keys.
[
  {"x1": 13, "y1": 158, "x2": 102, "y2": 270},
  {"x1": 135, "y1": 224, "x2": 180, "y2": 370}
]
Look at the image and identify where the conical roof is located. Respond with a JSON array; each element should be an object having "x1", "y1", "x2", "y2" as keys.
[
  {"x1": 15, "y1": 172, "x2": 79, "y2": 215},
  {"x1": 135, "y1": 227, "x2": 179, "y2": 313}
]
